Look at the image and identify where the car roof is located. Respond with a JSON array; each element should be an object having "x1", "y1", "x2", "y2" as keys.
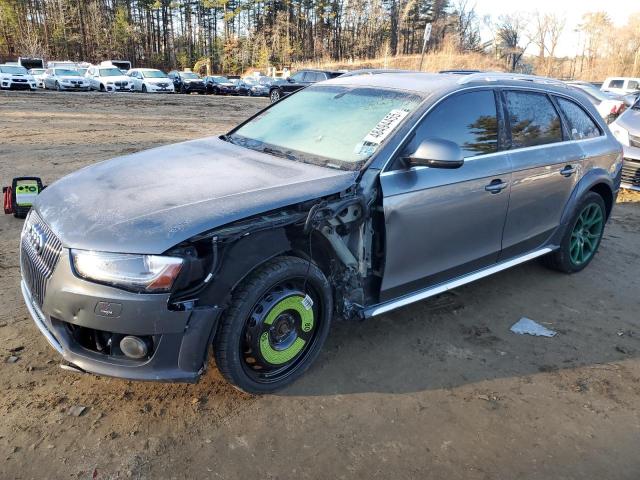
[
  {"x1": 299, "y1": 68, "x2": 343, "y2": 74},
  {"x1": 323, "y1": 71, "x2": 576, "y2": 97}
]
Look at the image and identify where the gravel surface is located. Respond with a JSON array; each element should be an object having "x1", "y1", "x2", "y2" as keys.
[{"x1": 1, "y1": 90, "x2": 639, "y2": 480}]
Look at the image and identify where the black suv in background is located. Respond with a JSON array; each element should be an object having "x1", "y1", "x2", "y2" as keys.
[
  {"x1": 168, "y1": 71, "x2": 206, "y2": 94},
  {"x1": 269, "y1": 69, "x2": 343, "y2": 102}
]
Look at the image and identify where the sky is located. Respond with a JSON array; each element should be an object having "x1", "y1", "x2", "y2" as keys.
[{"x1": 472, "y1": 0, "x2": 633, "y2": 57}]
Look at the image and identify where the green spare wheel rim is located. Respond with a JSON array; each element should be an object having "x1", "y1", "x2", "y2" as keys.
[
  {"x1": 569, "y1": 202, "x2": 604, "y2": 266},
  {"x1": 240, "y1": 280, "x2": 321, "y2": 383}
]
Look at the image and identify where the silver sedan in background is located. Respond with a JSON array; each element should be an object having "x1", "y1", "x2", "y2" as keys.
[{"x1": 43, "y1": 67, "x2": 90, "y2": 91}]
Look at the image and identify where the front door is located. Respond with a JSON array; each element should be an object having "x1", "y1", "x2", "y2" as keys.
[
  {"x1": 499, "y1": 89, "x2": 583, "y2": 258},
  {"x1": 380, "y1": 89, "x2": 512, "y2": 302}
]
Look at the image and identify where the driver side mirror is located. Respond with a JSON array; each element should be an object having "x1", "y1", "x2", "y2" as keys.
[
  {"x1": 403, "y1": 138, "x2": 464, "y2": 169},
  {"x1": 287, "y1": 77, "x2": 295, "y2": 83}
]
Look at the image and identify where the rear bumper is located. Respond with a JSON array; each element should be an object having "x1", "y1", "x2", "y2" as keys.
[{"x1": 21, "y1": 250, "x2": 222, "y2": 382}]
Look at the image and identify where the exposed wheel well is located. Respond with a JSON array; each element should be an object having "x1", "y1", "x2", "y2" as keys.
[{"x1": 589, "y1": 183, "x2": 614, "y2": 219}]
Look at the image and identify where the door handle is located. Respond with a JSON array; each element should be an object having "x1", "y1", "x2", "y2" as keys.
[
  {"x1": 560, "y1": 165, "x2": 577, "y2": 177},
  {"x1": 485, "y1": 179, "x2": 509, "y2": 194}
]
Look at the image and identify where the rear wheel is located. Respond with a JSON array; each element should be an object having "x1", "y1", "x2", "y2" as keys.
[
  {"x1": 214, "y1": 256, "x2": 333, "y2": 394},
  {"x1": 270, "y1": 88, "x2": 282, "y2": 103},
  {"x1": 543, "y1": 192, "x2": 606, "y2": 273}
]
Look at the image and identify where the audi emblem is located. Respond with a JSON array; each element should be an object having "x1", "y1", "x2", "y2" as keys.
[{"x1": 26, "y1": 223, "x2": 46, "y2": 255}]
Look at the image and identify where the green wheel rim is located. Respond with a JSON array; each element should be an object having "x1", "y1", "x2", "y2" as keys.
[
  {"x1": 569, "y1": 203, "x2": 604, "y2": 266},
  {"x1": 240, "y1": 280, "x2": 322, "y2": 384},
  {"x1": 259, "y1": 295, "x2": 315, "y2": 365}
]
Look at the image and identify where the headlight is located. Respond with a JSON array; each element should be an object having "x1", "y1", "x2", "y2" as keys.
[
  {"x1": 71, "y1": 250, "x2": 183, "y2": 292},
  {"x1": 610, "y1": 123, "x2": 629, "y2": 146}
]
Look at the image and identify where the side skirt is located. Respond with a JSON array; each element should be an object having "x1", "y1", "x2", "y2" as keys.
[{"x1": 364, "y1": 247, "x2": 554, "y2": 318}]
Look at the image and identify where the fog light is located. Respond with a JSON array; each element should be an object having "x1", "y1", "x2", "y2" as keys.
[{"x1": 120, "y1": 336, "x2": 148, "y2": 359}]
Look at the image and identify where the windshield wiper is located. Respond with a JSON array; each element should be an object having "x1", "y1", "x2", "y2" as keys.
[{"x1": 262, "y1": 146, "x2": 298, "y2": 161}]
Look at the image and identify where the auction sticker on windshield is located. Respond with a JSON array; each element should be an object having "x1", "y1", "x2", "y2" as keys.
[{"x1": 355, "y1": 109, "x2": 409, "y2": 156}]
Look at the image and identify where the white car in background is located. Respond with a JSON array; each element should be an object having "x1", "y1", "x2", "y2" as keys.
[
  {"x1": 0, "y1": 64, "x2": 37, "y2": 91},
  {"x1": 28, "y1": 68, "x2": 46, "y2": 88},
  {"x1": 566, "y1": 82, "x2": 626, "y2": 123},
  {"x1": 85, "y1": 65, "x2": 134, "y2": 92},
  {"x1": 601, "y1": 77, "x2": 640, "y2": 96},
  {"x1": 43, "y1": 67, "x2": 90, "y2": 91},
  {"x1": 127, "y1": 68, "x2": 174, "y2": 93}
]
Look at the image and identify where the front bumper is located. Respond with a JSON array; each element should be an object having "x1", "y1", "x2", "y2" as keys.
[
  {"x1": 147, "y1": 84, "x2": 174, "y2": 93},
  {"x1": 1, "y1": 80, "x2": 36, "y2": 90},
  {"x1": 59, "y1": 83, "x2": 91, "y2": 91},
  {"x1": 184, "y1": 83, "x2": 206, "y2": 93},
  {"x1": 105, "y1": 84, "x2": 135, "y2": 93},
  {"x1": 621, "y1": 145, "x2": 640, "y2": 191},
  {"x1": 21, "y1": 245, "x2": 222, "y2": 382}
]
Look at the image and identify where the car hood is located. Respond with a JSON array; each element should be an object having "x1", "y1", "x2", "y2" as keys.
[
  {"x1": 59, "y1": 75, "x2": 86, "y2": 81},
  {"x1": 35, "y1": 137, "x2": 358, "y2": 254},
  {"x1": 101, "y1": 75, "x2": 130, "y2": 82},
  {"x1": 616, "y1": 107, "x2": 640, "y2": 135},
  {"x1": 147, "y1": 78, "x2": 170, "y2": 84}
]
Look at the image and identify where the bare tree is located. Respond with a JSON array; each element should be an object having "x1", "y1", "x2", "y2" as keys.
[{"x1": 495, "y1": 14, "x2": 531, "y2": 72}]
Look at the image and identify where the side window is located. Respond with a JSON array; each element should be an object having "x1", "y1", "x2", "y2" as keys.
[
  {"x1": 411, "y1": 90, "x2": 499, "y2": 158},
  {"x1": 505, "y1": 91, "x2": 562, "y2": 148},
  {"x1": 290, "y1": 71, "x2": 305, "y2": 82},
  {"x1": 556, "y1": 97, "x2": 601, "y2": 140},
  {"x1": 608, "y1": 79, "x2": 624, "y2": 89},
  {"x1": 628, "y1": 80, "x2": 639, "y2": 90}
]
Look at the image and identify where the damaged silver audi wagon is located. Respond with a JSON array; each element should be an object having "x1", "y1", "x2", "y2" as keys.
[{"x1": 21, "y1": 72, "x2": 623, "y2": 393}]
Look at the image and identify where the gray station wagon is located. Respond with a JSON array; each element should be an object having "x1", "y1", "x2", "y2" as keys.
[{"x1": 20, "y1": 72, "x2": 623, "y2": 393}]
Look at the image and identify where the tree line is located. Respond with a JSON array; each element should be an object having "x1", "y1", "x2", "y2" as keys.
[{"x1": 0, "y1": 0, "x2": 638, "y2": 79}]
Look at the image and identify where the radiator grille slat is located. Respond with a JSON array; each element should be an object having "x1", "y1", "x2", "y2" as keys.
[{"x1": 19, "y1": 211, "x2": 63, "y2": 308}]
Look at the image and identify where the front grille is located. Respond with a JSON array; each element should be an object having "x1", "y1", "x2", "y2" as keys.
[
  {"x1": 114, "y1": 81, "x2": 127, "y2": 87},
  {"x1": 621, "y1": 158, "x2": 640, "y2": 187},
  {"x1": 14, "y1": 78, "x2": 27, "y2": 83},
  {"x1": 629, "y1": 134, "x2": 640, "y2": 148},
  {"x1": 20, "y1": 211, "x2": 63, "y2": 308},
  {"x1": 157, "y1": 82, "x2": 168, "y2": 88}
]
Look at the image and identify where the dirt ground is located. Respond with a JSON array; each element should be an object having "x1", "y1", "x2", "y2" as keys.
[{"x1": 1, "y1": 90, "x2": 639, "y2": 480}]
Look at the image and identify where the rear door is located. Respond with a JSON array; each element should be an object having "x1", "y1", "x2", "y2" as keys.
[
  {"x1": 379, "y1": 89, "x2": 512, "y2": 301},
  {"x1": 499, "y1": 89, "x2": 584, "y2": 258}
]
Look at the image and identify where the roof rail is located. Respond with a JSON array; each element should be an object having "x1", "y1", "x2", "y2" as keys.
[{"x1": 458, "y1": 72, "x2": 568, "y2": 88}]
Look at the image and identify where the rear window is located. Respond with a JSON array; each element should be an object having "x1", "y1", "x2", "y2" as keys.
[
  {"x1": 556, "y1": 97, "x2": 601, "y2": 140},
  {"x1": 607, "y1": 79, "x2": 624, "y2": 89},
  {"x1": 628, "y1": 80, "x2": 639, "y2": 90},
  {"x1": 505, "y1": 91, "x2": 563, "y2": 148}
]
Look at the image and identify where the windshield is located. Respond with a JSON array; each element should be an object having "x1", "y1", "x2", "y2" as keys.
[
  {"x1": 259, "y1": 77, "x2": 273, "y2": 85},
  {"x1": 99, "y1": 68, "x2": 123, "y2": 77},
  {"x1": 142, "y1": 70, "x2": 167, "y2": 78},
  {"x1": 0, "y1": 66, "x2": 27, "y2": 74},
  {"x1": 213, "y1": 76, "x2": 230, "y2": 83},
  {"x1": 181, "y1": 72, "x2": 200, "y2": 79},
  {"x1": 77, "y1": 68, "x2": 87, "y2": 76},
  {"x1": 230, "y1": 85, "x2": 423, "y2": 170},
  {"x1": 55, "y1": 69, "x2": 79, "y2": 76}
]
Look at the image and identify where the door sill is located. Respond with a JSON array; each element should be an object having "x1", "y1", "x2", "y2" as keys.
[{"x1": 364, "y1": 247, "x2": 554, "y2": 317}]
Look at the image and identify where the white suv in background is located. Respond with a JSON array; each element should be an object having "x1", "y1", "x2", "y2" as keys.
[
  {"x1": 127, "y1": 68, "x2": 174, "y2": 93},
  {"x1": 601, "y1": 77, "x2": 640, "y2": 96},
  {"x1": 85, "y1": 65, "x2": 134, "y2": 92}
]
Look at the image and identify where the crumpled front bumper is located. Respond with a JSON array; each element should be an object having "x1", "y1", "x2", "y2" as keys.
[
  {"x1": 621, "y1": 145, "x2": 640, "y2": 191},
  {"x1": 21, "y1": 249, "x2": 222, "y2": 382}
]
